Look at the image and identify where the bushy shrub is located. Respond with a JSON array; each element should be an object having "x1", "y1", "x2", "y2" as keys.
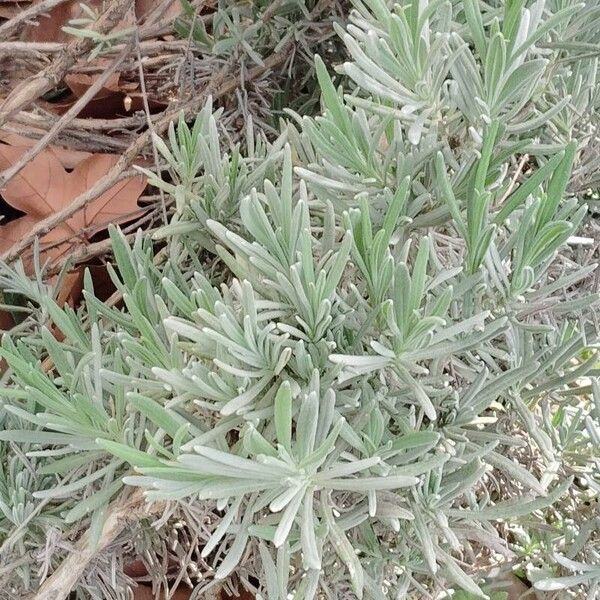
[{"x1": 1, "y1": 1, "x2": 599, "y2": 598}]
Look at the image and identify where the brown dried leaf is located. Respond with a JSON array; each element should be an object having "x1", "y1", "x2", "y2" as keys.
[
  {"x1": 22, "y1": 1, "x2": 98, "y2": 43},
  {"x1": 0, "y1": 3, "x2": 30, "y2": 19},
  {"x1": 22, "y1": 0, "x2": 133, "y2": 43},
  {"x1": 0, "y1": 143, "x2": 67, "y2": 218},
  {"x1": 63, "y1": 72, "x2": 132, "y2": 118},
  {"x1": 0, "y1": 132, "x2": 92, "y2": 169},
  {"x1": 65, "y1": 72, "x2": 123, "y2": 98},
  {"x1": 0, "y1": 143, "x2": 147, "y2": 256},
  {"x1": 22, "y1": 0, "x2": 181, "y2": 43},
  {"x1": 221, "y1": 590, "x2": 255, "y2": 600},
  {"x1": 132, "y1": 585, "x2": 193, "y2": 600},
  {"x1": 56, "y1": 269, "x2": 84, "y2": 306},
  {"x1": 124, "y1": 559, "x2": 148, "y2": 578},
  {"x1": 0, "y1": 309, "x2": 14, "y2": 331},
  {"x1": 53, "y1": 71, "x2": 167, "y2": 118},
  {"x1": 0, "y1": 215, "x2": 71, "y2": 257},
  {"x1": 67, "y1": 153, "x2": 146, "y2": 231}
]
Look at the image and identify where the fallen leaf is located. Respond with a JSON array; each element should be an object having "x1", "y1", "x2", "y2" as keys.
[
  {"x1": 124, "y1": 559, "x2": 148, "y2": 578},
  {"x1": 0, "y1": 144, "x2": 146, "y2": 330},
  {"x1": 221, "y1": 590, "x2": 255, "y2": 600},
  {"x1": 19, "y1": 0, "x2": 171, "y2": 119},
  {"x1": 65, "y1": 72, "x2": 131, "y2": 97},
  {"x1": 22, "y1": 1, "x2": 93, "y2": 43},
  {"x1": 132, "y1": 584, "x2": 193, "y2": 600},
  {"x1": 0, "y1": 2, "x2": 30, "y2": 20},
  {"x1": 0, "y1": 144, "x2": 68, "y2": 218},
  {"x1": 85, "y1": 263, "x2": 116, "y2": 302},
  {"x1": 22, "y1": 0, "x2": 181, "y2": 43},
  {"x1": 0, "y1": 132, "x2": 92, "y2": 169},
  {"x1": 0, "y1": 143, "x2": 147, "y2": 258},
  {"x1": 125, "y1": 555, "x2": 181, "y2": 579},
  {"x1": 22, "y1": 0, "x2": 132, "y2": 43},
  {"x1": 68, "y1": 153, "x2": 147, "y2": 234},
  {"x1": 60, "y1": 71, "x2": 167, "y2": 118},
  {"x1": 55, "y1": 269, "x2": 87, "y2": 307},
  {"x1": 0, "y1": 307, "x2": 14, "y2": 331},
  {"x1": 0, "y1": 214, "x2": 71, "y2": 262}
]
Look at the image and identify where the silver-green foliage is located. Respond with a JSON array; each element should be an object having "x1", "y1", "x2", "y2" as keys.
[{"x1": 1, "y1": 1, "x2": 600, "y2": 599}]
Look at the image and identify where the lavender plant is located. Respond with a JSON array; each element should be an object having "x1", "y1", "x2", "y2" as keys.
[{"x1": 0, "y1": 1, "x2": 599, "y2": 599}]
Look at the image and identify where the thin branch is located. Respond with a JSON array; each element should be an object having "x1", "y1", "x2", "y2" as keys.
[
  {"x1": 496, "y1": 153, "x2": 530, "y2": 208},
  {"x1": 1, "y1": 48, "x2": 292, "y2": 263},
  {"x1": 0, "y1": 0, "x2": 72, "y2": 39},
  {"x1": 135, "y1": 29, "x2": 168, "y2": 224},
  {"x1": 0, "y1": 39, "x2": 191, "y2": 56},
  {"x1": 12, "y1": 110, "x2": 148, "y2": 132},
  {"x1": 0, "y1": 0, "x2": 131, "y2": 128},
  {"x1": 29, "y1": 489, "x2": 162, "y2": 600},
  {"x1": 45, "y1": 219, "x2": 163, "y2": 275},
  {"x1": 261, "y1": 0, "x2": 285, "y2": 23},
  {"x1": 0, "y1": 44, "x2": 132, "y2": 189}
]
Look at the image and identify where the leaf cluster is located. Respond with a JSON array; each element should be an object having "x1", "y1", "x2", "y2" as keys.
[{"x1": 1, "y1": 1, "x2": 599, "y2": 599}]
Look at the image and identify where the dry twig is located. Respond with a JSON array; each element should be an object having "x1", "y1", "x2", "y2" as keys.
[
  {"x1": 13, "y1": 109, "x2": 148, "y2": 131},
  {"x1": 0, "y1": 0, "x2": 131, "y2": 128},
  {"x1": 0, "y1": 39, "x2": 190, "y2": 56},
  {"x1": 29, "y1": 490, "x2": 162, "y2": 600},
  {"x1": 0, "y1": 0, "x2": 72, "y2": 39},
  {"x1": 0, "y1": 45, "x2": 132, "y2": 189},
  {"x1": 496, "y1": 153, "x2": 530, "y2": 208},
  {"x1": 1, "y1": 48, "x2": 292, "y2": 263},
  {"x1": 134, "y1": 29, "x2": 169, "y2": 223}
]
